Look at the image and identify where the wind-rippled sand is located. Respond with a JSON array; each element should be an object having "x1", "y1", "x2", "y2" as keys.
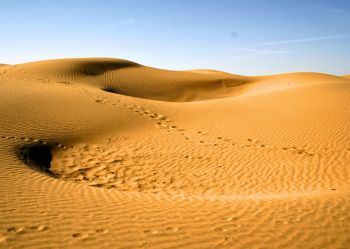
[{"x1": 1, "y1": 58, "x2": 350, "y2": 248}]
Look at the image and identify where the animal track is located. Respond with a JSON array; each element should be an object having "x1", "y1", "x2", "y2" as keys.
[
  {"x1": 2, "y1": 83, "x2": 347, "y2": 195},
  {"x1": 82, "y1": 88, "x2": 189, "y2": 137},
  {"x1": 80, "y1": 87, "x2": 347, "y2": 162},
  {"x1": 143, "y1": 226, "x2": 179, "y2": 236},
  {"x1": 281, "y1": 146, "x2": 314, "y2": 156},
  {"x1": 71, "y1": 228, "x2": 108, "y2": 240},
  {"x1": 72, "y1": 232, "x2": 88, "y2": 239},
  {"x1": 50, "y1": 134, "x2": 349, "y2": 197},
  {"x1": 0, "y1": 135, "x2": 67, "y2": 150},
  {"x1": 6, "y1": 225, "x2": 49, "y2": 234}
]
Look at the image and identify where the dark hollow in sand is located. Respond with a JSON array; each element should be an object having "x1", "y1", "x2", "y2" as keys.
[{"x1": 17, "y1": 144, "x2": 54, "y2": 175}]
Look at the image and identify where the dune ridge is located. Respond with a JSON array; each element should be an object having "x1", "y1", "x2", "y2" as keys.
[{"x1": 1, "y1": 58, "x2": 350, "y2": 248}]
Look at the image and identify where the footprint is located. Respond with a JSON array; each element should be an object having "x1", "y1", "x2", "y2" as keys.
[
  {"x1": 165, "y1": 227, "x2": 179, "y2": 232},
  {"x1": 72, "y1": 232, "x2": 88, "y2": 239},
  {"x1": 81, "y1": 88, "x2": 192, "y2": 137},
  {"x1": 213, "y1": 226, "x2": 228, "y2": 232},
  {"x1": 143, "y1": 229, "x2": 158, "y2": 235},
  {"x1": 0, "y1": 135, "x2": 66, "y2": 150},
  {"x1": 7, "y1": 227, "x2": 23, "y2": 233},
  {"x1": 6, "y1": 225, "x2": 48, "y2": 234},
  {"x1": 95, "y1": 228, "x2": 108, "y2": 234},
  {"x1": 28, "y1": 225, "x2": 49, "y2": 232}
]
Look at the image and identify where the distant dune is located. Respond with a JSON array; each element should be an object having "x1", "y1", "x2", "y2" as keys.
[{"x1": 1, "y1": 58, "x2": 350, "y2": 249}]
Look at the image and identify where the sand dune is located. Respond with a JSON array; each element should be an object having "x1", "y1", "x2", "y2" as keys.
[{"x1": 1, "y1": 58, "x2": 350, "y2": 248}]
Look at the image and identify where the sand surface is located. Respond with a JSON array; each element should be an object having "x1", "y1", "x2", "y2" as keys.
[{"x1": 1, "y1": 58, "x2": 350, "y2": 248}]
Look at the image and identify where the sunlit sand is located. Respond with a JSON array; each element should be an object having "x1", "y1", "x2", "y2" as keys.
[{"x1": 1, "y1": 58, "x2": 349, "y2": 248}]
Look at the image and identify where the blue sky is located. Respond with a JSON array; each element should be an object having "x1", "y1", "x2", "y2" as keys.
[{"x1": 0, "y1": 0, "x2": 349, "y2": 75}]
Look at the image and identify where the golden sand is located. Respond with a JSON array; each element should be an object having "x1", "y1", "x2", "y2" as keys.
[{"x1": 1, "y1": 58, "x2": 350, "y2": 248}]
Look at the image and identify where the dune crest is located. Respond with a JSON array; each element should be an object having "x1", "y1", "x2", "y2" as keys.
[
  {"x1": 4, "y1": 58, "x2": 348, "y2": 101},
  {"x1": 1, "y1": 58, "x2": 350, "y2": 248}
]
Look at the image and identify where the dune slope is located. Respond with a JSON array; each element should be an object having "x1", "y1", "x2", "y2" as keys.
[{"x1": 1, "y1": 58, "x2": 350, "y2": 249}]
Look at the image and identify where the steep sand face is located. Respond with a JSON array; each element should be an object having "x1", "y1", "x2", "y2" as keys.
[{"x1": 0, "y1": 58, "x2": 350, "y2": 248}]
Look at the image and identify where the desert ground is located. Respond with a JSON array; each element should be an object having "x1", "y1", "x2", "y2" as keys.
[{"x1": 0, "y1": 58, "x2": 349, "y2": 248}]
